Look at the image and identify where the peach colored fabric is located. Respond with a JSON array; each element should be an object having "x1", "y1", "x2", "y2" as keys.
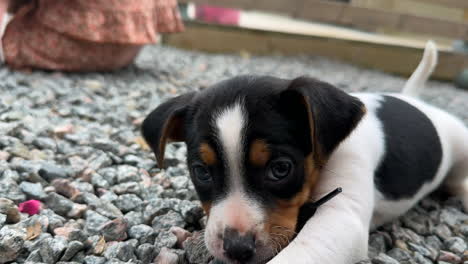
[{"x1": 3, "y1": 0, "x2": 184, "y2": 71}]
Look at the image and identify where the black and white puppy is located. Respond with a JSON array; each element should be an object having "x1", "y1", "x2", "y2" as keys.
[{"x1": 142, "y1": 42, "x2": 468, "y2": 264}]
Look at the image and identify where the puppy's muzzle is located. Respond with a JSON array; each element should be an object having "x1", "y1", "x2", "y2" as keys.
[{"x1": 223, "y1": 228, "x2": 256, "y2": 262}]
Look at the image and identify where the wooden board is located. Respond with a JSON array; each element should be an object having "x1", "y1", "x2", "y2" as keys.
[
  {"x1": 185, "y1": 0, "x2": 468, "y2": 40},
  {"x1": 352, "y1": 0, "x2": 467, "y2": 22},
  {"x1": 164, "y1": 22, "x2": 468, "y2": 81}
]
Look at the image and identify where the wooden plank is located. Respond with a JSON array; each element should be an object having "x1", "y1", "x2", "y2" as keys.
[
  {"x1": 184, "y1": 0, "x2": 468, "y2": 40},
  {"x1": 412, "y1": 0, "x2": 468, "y2": 9},
  {"x1": 352, "y1": 0, "x2": 465, "y2": 22},
  {"x1": 164, "y1": 22, "x2": 468, "y2": 81}
]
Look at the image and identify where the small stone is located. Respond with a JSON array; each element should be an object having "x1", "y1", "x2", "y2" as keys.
[
  {"x1": 0, "y1": 198, "x2": 21, "y2": 223},
  {"x1": 60, "y1": 241, "x2": 84, "y2": 261},
  {"x1": 19, "y1": 182, "x2": 47, "y2": 200},
  {"x1": 425, "y1": 235, "x2": 443, "y2": 251},
  {"x1": 38, "y1": 163, "x2": 71, "y2": 182},
  {"x1": 84, "y1": 210, "x2": 110, "y2": 236},
  {"x1": 136, "y1": 243, "x2": 157, "y2": 264},
  {"x1": 178, "y1": 200, "x2": 204, "y2": 224},
  {"x1": 81, "y1": 193, "x2": 123, "y2": 219},
  {"x1": 413, "y1": 251, "x2": 435, "y2": 264},
  {"x1": 44, "y1": 193, "x2": 76, "y2": 217},
  {"x1": 170, "y1": 176, "x2": 189, "y2": 189},
  {"x1": 26, "y1": 248, "x2": 43, "y2": 262},
  {"x1": 0, "y1": 213, "x2": 6, "y2": 227},
  {"x1": 124, "y1": 211, "x2": 144, "y2": 228},
  {"x1": 52, "y1": 179, "x2": 81, "y2": 199},
  {"x1": 371, "y1": 253, "x2": 400, "y2": 264},
  {"x1": 128, "y1": 224, "x2": 156, "y2": 244},
  {"x1": 445, "y1": 237, "x2": 467, "y2": 254},
  {"x1": 33, "y1": 137, "x2": 57, "y2": 150},
  {"x1": 438, "y1": 250, "x2": 462, "y2": 264},
  {"x1": 154, "y1": 247, "x2": 179, "y2": 264},
  {"x1": 87, "y1": 153, "x2": 112, "y2": 171},
  {"x1": 152, "y1": 210, "x2": 185, "y2": 231},
  {"x1": 144, "y1": 198, "x2": 179, "y2": 223},
  {"x1": 97, "y1": 168, "x2": 117, "y2": 186},
  {"x1": 386, "y1": 248, "x2": 414, "y2": 264},
  {"x1": 90, "y1": 236, "x2": 106, "y2": 255},
  {"x1": 103, "y1": 241, "x2": 137, "y2": 262},
  {"x1": 111, "y1": 182, "x2": 141, "y2": 195},
  {"x1": 116, "y1": 165, "x2": 141, "y2": 183},
  {"x1": 154, "y1": 231, "x2": 178, "y2": 252},
  {"x1": 91, "y1": 173, "x2": 109, "y2": 189},
  {"x1": 0, "y1": 180, "x2": 26, "y2": 203},
  {"x1": 170, "y1": 226, "x2": 192, "y2": 248},
  {"x1": 39, "y1": 237, "x2": 68, "y2": 264},
  {"x1": 113, "y1": 194, "x2": 143, "y2": 213},
  {"x1": 71, "y1": 181, "x2": 94, "y2": 194},
  {"x1": 100, "y1": 218, "x2": 128, "y2": 242},
  {"x1": 0, "y1": 226, "x2": 26, "y2": 262},
  {"x1": 408, "y1": 243, "x2": 432, "y2": 259},
  {"x1": 83, "y1": 256, "x2": 107, "y2": 264},
  {"x1": 434, "y1": 224, "x2": 453, "y2": 241}
]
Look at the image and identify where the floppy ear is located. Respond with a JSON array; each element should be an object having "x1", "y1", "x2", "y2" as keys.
[
  {"x1": 280, "y1": 77, "x2": 366, "y2": 164},
  {"x1": 141, "y1": 92, "x2": 195, "y2": 168}
]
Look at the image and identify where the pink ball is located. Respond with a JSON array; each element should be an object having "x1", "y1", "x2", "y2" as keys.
[{"x1": 18, "y1": 200, "x2": 42, "y2": 215}]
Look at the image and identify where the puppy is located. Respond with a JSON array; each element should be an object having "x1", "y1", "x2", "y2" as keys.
[{"x1": 142, "y1": 41, "x2": 468, "y2": 264}]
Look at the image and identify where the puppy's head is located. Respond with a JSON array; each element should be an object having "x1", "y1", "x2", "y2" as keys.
[{"x1": 142, "y1": 76, "x2": 365, "y2": 263}]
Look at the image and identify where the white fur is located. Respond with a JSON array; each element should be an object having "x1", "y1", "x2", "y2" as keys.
[
  {"x1": 268, "y1": 42, "x2": 468, "y2": 263},
  {"x1": 215, "y1": 101, "x2": 246, "y2": 192},
  {"x1": 207, "y1": 101, "x2": 266, "y2": 261},
  {"x1": 402, "y1": 41, "x2": 438, "y2": 98}
]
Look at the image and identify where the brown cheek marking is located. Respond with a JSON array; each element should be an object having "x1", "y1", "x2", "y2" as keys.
[
  {"x1": 264, "y1": 154, "x2": 320, "y2": 249},
  {"x1": 249, "y1": 139, "x2": 271, "y2": 167},
  {"x1": 199, "y1": 143, "x2": 217, "y2": 165},
  {"x1": 202, "y1": 202, "x2": 212, "y2": 216}
]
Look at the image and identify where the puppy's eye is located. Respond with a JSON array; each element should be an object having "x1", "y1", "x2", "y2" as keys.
[
  {"x1": 192, "y1": 165, "x2": 211, "y2": 182},
  {"x1": 267, "y1": 158, "x2": 293, "y2": 181}
]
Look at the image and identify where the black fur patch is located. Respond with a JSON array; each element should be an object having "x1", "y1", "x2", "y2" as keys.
[{"x1": 375, "y1": 96, "x2": 443, "y2": 200}]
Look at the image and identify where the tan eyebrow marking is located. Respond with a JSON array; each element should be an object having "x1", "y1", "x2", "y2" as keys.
[
  {"x1": 249, "y1": 139, "x2": 271, "y2": 167},
  {"x1": 199, "y1": 142, "x2": 217, "y2": 165}
]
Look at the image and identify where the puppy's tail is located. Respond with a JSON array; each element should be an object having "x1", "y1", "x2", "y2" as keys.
[{"x1": 402, "y1": 41, "x2": 438, "y2": 98}]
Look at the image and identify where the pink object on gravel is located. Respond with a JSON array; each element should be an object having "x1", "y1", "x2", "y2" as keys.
[{"x1": 18, "y1": 200, "x2": 41, "y2": 215}]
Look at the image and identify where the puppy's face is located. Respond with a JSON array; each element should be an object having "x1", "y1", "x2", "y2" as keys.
[{"x1": 142, "y1": 76, "x2": 365, "y2": 263}]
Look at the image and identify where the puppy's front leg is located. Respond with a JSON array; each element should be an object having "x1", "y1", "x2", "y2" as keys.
[{"x1": 269, "y1": 163, "x2": 375, "y2": 264}]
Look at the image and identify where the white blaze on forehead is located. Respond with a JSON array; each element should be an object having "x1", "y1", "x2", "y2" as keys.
[
  {"x1": 205, "y1": 101, "x2": 266, "y2": 257},
  {"x1": 214, "y1": 101, "x2": 247, "y2": 191}
]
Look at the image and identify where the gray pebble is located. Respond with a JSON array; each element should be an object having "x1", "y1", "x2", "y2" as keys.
[
  {"x1": 0, "y1": 225, "x2": 26, "y2": 263},
  {"x1": 0, "y1": 180, "x2": 26, "y2": 203},
  {"x1": 152, "y1": 210, "x2": 185, "y2": 231},
  {"x1": 136, "y1": 243, "x2": 157, "y2": 264},
  {"x1": 103, "y1": 241, "x2": 137, "y2": 262},
  {"x1": 128, "y1": 224, "x2": 156, "y2": 244},
  {"x1": 83, "y1": 256, "x2": 107, "y2": 264},
  {"x1": 84, "y1": 210, "x2": 110, "y2": 236},
  {"x1": 38, "y1": 163, "x2": 71, "y2": 182},
  {"x1": 114, "y1": 194, "x2": 143, "y2": 213},
  {"x1": 39, "y1": 236, "x2": 68, "y2": 264},
  {"x1": 444, "y1": 237, "x2": 467, "y2": 254},
  {"x1": 60, "y1": 241, "x2": 84, "y2": 261},
  {"x1": 371, "y1": 253, "x2": 400, "y2": 264},
  {"x1": 99, "y1": 217, "x2": 128, "y2": 242},
  {"x1": 19, "y1": 181, "x2": 47, "y2": 200}
]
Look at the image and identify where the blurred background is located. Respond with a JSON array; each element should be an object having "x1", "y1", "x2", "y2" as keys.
[{"x1": 1, "y1": 1, "x2": 468, "y2": 264}]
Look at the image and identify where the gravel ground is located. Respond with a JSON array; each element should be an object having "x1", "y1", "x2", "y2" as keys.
[{"x1": 0, "y1": 44, "x2": 467, "y2": 264}]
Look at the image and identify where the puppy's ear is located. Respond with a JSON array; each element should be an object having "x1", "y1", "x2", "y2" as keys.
[
  {"x1": 280, "y1": 77, "x2": 366, "y2": 163},
  {"x1": 141, "y1": 92, "x2": 195, "y2": 168}
]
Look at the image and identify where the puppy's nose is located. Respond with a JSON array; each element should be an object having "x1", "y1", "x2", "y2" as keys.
[{"x1": 223, "y1": 228, "x2": 255, "y2": 262}]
